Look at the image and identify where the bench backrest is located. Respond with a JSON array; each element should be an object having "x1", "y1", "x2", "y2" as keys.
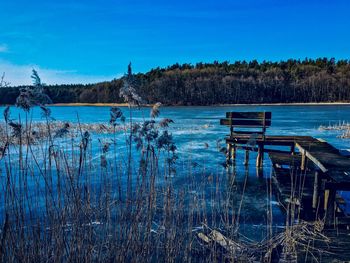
[{"x1": 220, "y1": 111, "x2": 272, "y2": 138}]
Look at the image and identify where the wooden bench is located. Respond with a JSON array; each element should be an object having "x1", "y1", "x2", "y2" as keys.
[{"x1": 220, "y1": 111, "x2": 272, "y2": 167}]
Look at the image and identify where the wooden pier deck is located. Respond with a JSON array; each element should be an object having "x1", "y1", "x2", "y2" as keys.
[
  {"x1": 268, "y1": 139, "x2": 350, "y2": 225},
  {"x1": 295, "y1": 137, "x2": 350, "y2": 186},
  {"x1": 220, "y1": 111, "x2": 350, "y2": 261},
  {"x1": 220, "y1": 111, "x2": 350, "y2": 226},
  {"x1": 226, "y1": 135, "x2": 312, "y2": 147}
]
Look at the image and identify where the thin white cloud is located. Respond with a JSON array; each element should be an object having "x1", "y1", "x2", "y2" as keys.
[
  {"x1": 0, "y1": 60, "x2": 120, "y2": 86},
  {"x1": 0, "y1": 44, "x2": 8, "y2": 53}
]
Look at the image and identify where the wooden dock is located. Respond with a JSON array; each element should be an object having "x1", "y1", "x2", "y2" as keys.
[
  {"x1": 220, "y1": 111, "x2": 350, "y2": 261},
  {"x1": 220, "y1": 111, "x2": 350, "y2": 226},
  {"x1": 238, "y1": 135, "x2": 350, "y2": 226}
]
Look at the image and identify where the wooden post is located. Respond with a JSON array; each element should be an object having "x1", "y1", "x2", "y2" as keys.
[
  {"x1": 244, "y1": 149, "x2": 249, "y2": 166},
  {"x1": 258, "y1": 113, "x2": 266, "y2": 168},
  {"x1": 325, "y1": 189, "x2": 336, "y2": 226},
  {"x1": 256, "y1": 145, "x2": 264, "y2": 168},
  {"x1": 301, "y1": 153, "x2": 306, "y2": 171},
  {"x1": 231, "y1": 144, "x2": 236, "y2": 161},
  {"x1": 312, "y1": 171, "x2": 319, "y2": 210},
  {"x1": 290, "y1": 144, "x2": 295, "y2": 154},
  {"x1": 324, "y1": 189, "x2": 329, "y2": 211},
  {"x1": 256, "y1": 167, "x2": 263, "y2": 177},
  {"x1": 226, "y1": 143, "x2": 232, "y2": 165}
]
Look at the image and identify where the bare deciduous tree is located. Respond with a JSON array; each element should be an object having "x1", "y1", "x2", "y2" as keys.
[{"x1": 0, "y1": 72, "x2": 10, "y2": 87}]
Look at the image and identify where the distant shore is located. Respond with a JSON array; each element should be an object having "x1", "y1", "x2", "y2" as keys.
[
  {"x1": 2, "y1": 102, "x2": 350, "y2": 107},
  {"x1": 51, "y1": 103, "x2": 130, "y2": 107},
  {"x1": 216, "y1": 102, "x2": 350, "y2": 106},
  {"x1": 48, "y1": 102, "x2": 350, "y2": 107}
]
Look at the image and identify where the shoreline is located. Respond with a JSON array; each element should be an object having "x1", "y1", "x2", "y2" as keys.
[
  {"x1": 2, "y1": 102, "x2": 350, "y2": 107},
  {"x1": 49, "y1": 102, "x2": 350, "y2": 107},
  {"x1": 51, "y1": 103, "x2": 130, "y2": 107}
]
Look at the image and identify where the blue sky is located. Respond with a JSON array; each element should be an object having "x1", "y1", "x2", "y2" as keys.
[{"x1": 0, "y1": 0, "x2": 349, "y2": 85}]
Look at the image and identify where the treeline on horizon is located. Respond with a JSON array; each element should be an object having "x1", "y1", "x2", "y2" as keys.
[{"x1": 1, "y1": 57, "x2": 350, "y2": 105}]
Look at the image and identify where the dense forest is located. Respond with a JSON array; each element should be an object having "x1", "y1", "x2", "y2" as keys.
[{"x1": 1, "y1": 58, "x2": 350, "y2": 105}]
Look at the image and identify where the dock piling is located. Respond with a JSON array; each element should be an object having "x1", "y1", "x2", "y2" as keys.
[
  {"x1": 244, "y1": 149, "x2": 249, "y2": 166},
  {"x1": 256, "y1": 145, "x2": 264, "y2": 168},
  {"x1": 231, "y1": 144, "x2": 236, "y2": 161},
  {"x1": 312, "y1": 171, "x2": 320, "y2": 210},
  {"x1": 324, "y1": 189, "x2": 336, "y2": 226},
  {"x1": 301, "y1": 152, "x2": 306, "y2": 171},
  {"x1": 226, "y1": 144, "x2": 232, "y2": 165}
]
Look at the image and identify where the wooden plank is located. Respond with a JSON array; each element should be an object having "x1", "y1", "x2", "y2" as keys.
[
  {"x1": 237, "y1": 146, "x2": 291, "y2": 155},
  {"x1": 230, "y1": 137, "x2": 312, "y2": 142},
  {"x1": 268, "y1": 152, "x2": 302, "y2": 167},
  {"x1": 220, "y1": 118, "x2": 271, "y2": 127},
  {"x1": 225, "y1": 111, "x2": 272, "y2": 119},
  {"x1": 296, "y1": 141, "x2": 328, "y2": 172},
  {"x1": 236, "y1": 145, "x2": 258, "y2": 152},
  {"x1": 295, "y1": 138, "x2": 350, "y2": 179},
  {"x1": 226, "y1": 136, "x2": 299, "y2": 146},
  {"x1": 227, "y1": 135, "x2": 313, "y2": 143},
  {"x1": 231, "y1": 131, "x2": 264, "y2": 135},
  {"x1": 264, "y1": 149, "x2": 293, "y2": 154}
]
